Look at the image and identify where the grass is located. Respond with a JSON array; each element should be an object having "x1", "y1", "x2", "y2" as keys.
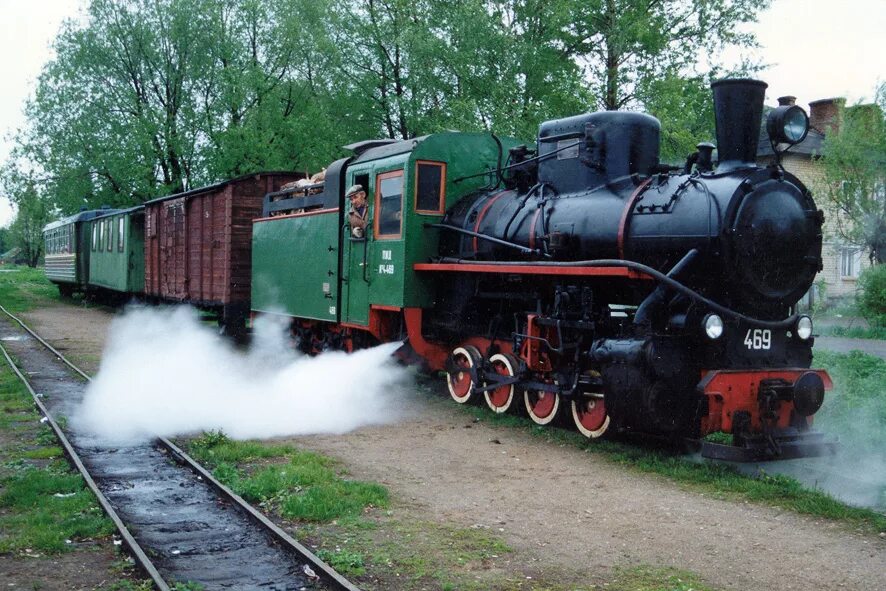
[
  {"x1": 0, "y1": 265, "x2": 59, "y2": 314},
  {"x1": 814, "y1": 349, "x2": 886, "y2": 452},
  {"x1": 186, "y1": 431, "x2": 388, "y2": 522},
  {"x1": 0, "y1": 364, "x2": 116, "y2": 554},
  {"x1": 606, "y1": 565, "x2": 717, "y2": 591},
  {"x1": 303, "y1": 516, "x2": 517, "y2": 589},
  {"x1": 818, "y1": 324, "x2": 886, "y2": 340}
]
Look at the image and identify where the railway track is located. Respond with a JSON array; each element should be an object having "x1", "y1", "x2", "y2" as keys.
[{"x1": 0, "y1": 304, "x2": 361, "y2": 591}]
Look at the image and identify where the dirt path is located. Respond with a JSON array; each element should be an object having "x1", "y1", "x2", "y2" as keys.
[{"x1": 23, "y1": 303, "x2": 886, "y2": 591}]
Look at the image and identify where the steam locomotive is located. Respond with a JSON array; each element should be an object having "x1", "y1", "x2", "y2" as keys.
[{"x1": 45, "y1": 78, "x2": 833, "y2": 460}]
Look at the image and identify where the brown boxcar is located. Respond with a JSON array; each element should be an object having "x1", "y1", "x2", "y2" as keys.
[{"x1": 144, "y1": 172, "x2": 303, "y2": 333}]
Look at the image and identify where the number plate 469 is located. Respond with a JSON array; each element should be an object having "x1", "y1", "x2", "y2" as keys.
[{"x1": 744, "y1": 328, "x2": 771, "y2": 350}]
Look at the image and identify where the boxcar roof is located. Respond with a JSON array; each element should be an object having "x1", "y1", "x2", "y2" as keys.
[
  {"x1": 90, "y1": 205, "x2": 145, "y2": 221},
  {"x1": 43, "y1": 208, "x2": 121, "y2": 232},
  {"x1": 143, "y1": 171, "x2": 300, "y2": 206}
]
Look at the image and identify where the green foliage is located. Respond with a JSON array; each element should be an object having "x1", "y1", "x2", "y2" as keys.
[
  {"x1": 0, "y1": 167, "x2": 52, "y2": 267},
  {"x1": 316, "y1": 547, "x2": 367, "y2": 576},
  {"x1": 7, "y1": 0, "x2": 770, "y2": 224},
  {"x1": 819, "y1": 84, "x2": 886, "y2": 264},
  {"x1": 563, "y1": 0, "x2": 768, "y2": 111},
  {"x1": 185, "y1": 435, "x2": 388, "y2": 523},
  {"x1": 639, "y1": 74, "x2": 716, "y2": 163},
  {"x1": 857, "y1": 264, "x2": 886, "y2": 327}
]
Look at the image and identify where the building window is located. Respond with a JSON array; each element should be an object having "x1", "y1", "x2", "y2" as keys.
[
  {"x1": 415, "y1": 161, "x2": 446, "y2": 214},
  {"x1": 375, "y1": 170, "x2": 404, "y2": 239},
  {"x1": 840, "y1": 247, "x2": 862, "y2": 279}
]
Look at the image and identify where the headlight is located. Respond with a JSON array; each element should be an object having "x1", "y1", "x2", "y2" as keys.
[
  {"x1": 704, "y1": 314, "x2": 724, "y2": 340},
  {"x1": 796, "y1": 315, "x2": 813, "y2": 340},
  {"x1": 767, "y1": 105, "x2": 809, "y2": 145}
]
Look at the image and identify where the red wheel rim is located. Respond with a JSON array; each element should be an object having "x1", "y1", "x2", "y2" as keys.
[
  {"x1": 487, "y1": 358, "x2": 513, "y2": 409},
  {"x1": 575, "y1": 398, "x2": 607, "y2": 432},
  {"x1": 449, "y1": 356, "x2": 472, "y2": 398},
  {"x1": 528, "y1": 390, "x2": 556, "y2": 418}
]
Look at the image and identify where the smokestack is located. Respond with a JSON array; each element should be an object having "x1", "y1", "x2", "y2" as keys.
[
  {"x1": 711, "y1": 79, "x2": 768, "y2": 171},
  {"x1": 778, "y1": 96, "x2": 797, "y2": 106}
]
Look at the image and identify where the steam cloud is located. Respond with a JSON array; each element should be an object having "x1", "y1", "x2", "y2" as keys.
[{"x1": 74, "y1": 306, "x2": 412, "y2": 444}]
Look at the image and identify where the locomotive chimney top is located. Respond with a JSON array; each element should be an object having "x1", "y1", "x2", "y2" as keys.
[
  {"x1": 710, "y1": 79, "x2": 768, "y2": 172},
  {"x1": 777, "y1": 96, "x2": 796, "y2": 106},
  {"x1": 808, "y1": 97, "x2": 846, "y2": 135}
]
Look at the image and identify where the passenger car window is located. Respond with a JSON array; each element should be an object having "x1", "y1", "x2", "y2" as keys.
[
  {"x1": 118, "y1": 218, "x2": 124, "y2": 252},
  {"x1": 375, "y1": 170, "x2": 404, "y2": 239}
]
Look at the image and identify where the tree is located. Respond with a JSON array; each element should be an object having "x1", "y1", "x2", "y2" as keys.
[
  {"x1": 0, "y1": 165, "x2": 52, "y2": 267},
  {"x1": 563, "y1": 0, "x2": 768, "y2": 111},
  {"x1": 819, "y1": 84, "x2": 886, "y2": 264},
  {"x1": 11, "y1": 0, "x2": 768, "y2": 218}
]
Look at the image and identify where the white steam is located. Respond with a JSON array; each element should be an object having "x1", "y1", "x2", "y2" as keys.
[{"x1": 74, "y1": 306, "x2": 412, "y2": 444}]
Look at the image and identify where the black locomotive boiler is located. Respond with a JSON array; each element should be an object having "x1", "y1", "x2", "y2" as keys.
[{"x1": 412, "y1": 79, "x2": 832, "y2": 459}]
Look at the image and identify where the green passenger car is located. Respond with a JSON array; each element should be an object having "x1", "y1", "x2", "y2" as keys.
[
  {"x1": 86, "y1": 206, "x2": 145, "y2": 297},
  {"x1": 43, "y1": 209, "x2": 120, "y2": 297},
  {"x1": 252, "y1": 132, "x2": 519, "y2": 337}
]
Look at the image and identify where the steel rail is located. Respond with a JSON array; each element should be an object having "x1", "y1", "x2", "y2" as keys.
[
  {"x1": 0, "y1": 322, "x2": 171, "y2": 591},
  {"x1": 0, "y1": 304, "x2": 361, "y2": 591}
]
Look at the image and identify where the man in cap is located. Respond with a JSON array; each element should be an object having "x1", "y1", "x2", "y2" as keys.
[{"x1": 347, "y1": 184, "x2": 368, "y2": 237}]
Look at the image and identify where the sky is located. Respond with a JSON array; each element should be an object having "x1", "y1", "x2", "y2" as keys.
[{"x1": 0, "y1": 0, "x2": 884, "y2": 227}]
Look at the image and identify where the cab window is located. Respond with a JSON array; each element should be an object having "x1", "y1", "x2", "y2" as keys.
[
  {"x1": 375, "y1": 170, "x2": 404, "y2": 239},
  {"x1": 415, "y1": 161, "x2": 446, "y2": 214}
]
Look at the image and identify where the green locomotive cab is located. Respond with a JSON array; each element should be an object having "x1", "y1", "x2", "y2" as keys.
[
  {"x1": 251, "y1": 132, "x2": 517, "y2": 348},
  {"x1": 43, "y1": 208, "x2": 120, "y2": 297},
  {"x1": 86, "y1": 206, "x2": 145, "y2": 298}
]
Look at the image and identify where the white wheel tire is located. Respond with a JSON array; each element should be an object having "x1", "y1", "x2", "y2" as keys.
[
  {"x1": 524, "y1": 386, "x2": 560, "y2": 425},
  {"x1": 446, "y1": 346, "x2": 480, "y2": 404},
  {"x1": 483, "y1": 353, "x2": 517, "y2": 414},
  {"x1": 571, "y1": 398, "x2": 610, "y2": 438}
]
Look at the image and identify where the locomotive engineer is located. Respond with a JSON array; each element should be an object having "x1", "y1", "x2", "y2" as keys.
[{"x1": 347, "y1": 184, "x2": 368, "y2": 237}]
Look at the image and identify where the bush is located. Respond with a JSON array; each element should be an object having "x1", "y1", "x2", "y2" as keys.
[{"x1": 857, "y1": 264, "x2": 886, "y2": 327}]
